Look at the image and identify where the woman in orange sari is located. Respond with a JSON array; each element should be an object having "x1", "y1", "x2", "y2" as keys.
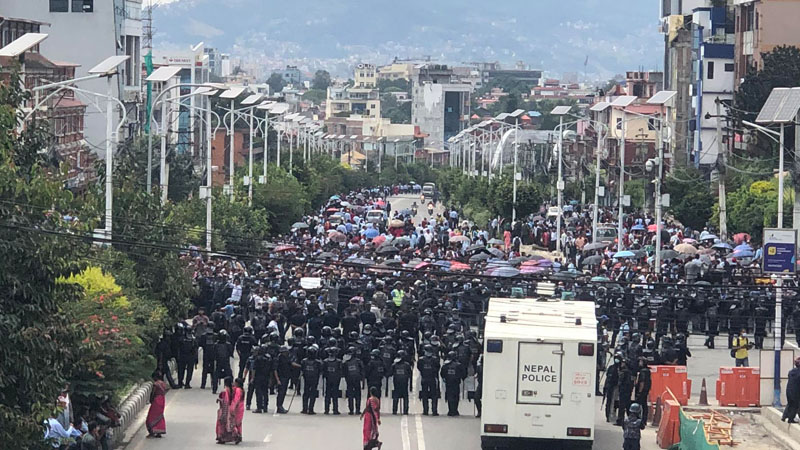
[
  {"x1": 146, "y1": 371, "x2": 167, "y2": 438},
  {"x1": 216, "y1": 377, "x2": 243, "y2": 444},
  {"x1": 360, "y1": 386, "x2": 382, "y2": 450}
]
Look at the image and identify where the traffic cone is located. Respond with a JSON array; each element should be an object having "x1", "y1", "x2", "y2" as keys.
[
  {"x1": 651, "y1": 397, "x2": 662, "y2": 427},
  {"x1": 699, "y1": 378, "x2": 710, "y2": 406}
]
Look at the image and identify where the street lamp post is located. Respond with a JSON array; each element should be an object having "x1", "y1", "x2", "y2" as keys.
[
  {"x1": 610, "y1": 96, "x2": 637, "y2": 253},
  {"x1": 550, "y1": 106, "x2": 572, "y2": 255},
  {"x1": 647, "y1": 90, "x2": 678, "y2": 275}
]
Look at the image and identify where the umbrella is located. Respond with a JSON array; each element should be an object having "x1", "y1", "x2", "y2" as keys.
[
  {"x1": 275, "y1": 244, "x2": 298, "y2": 252},
  {"x1": 393, "y1": 237, "x2": 411, "y2": 248},
  {"x1": 449, "y1": 261, "x2": 471, "y2": 271},
  {"x1": 398, "y1": 208, "x2": 413, "y2": 216},
  {"x1": 508, "y1": 256, "x2": 530, "y2": 266},
  {"x1": 647, "y1": 224, "x2": 662, "y2": 232},
  {"x1": 329, "y1": 231, "x2": 347, "y2": 243},
  {"x1": 734, "y1": 243, "x2": 753, "y2": 252},
  {"x1": 291, "y1": 222, "x2": 309, "y2": 229},
  {"x1": 469, "y1": 253, "x2": 490, "y2": 263},
  {"x1": 376, "y1": 245, "x2": 399, "y2": 255},
  {"x1": 349, "y1": 257, "x2": 374, "y2": 266},
  {"x1": 631, "y1": 224, "x2": 646, "y2": 231},
  {"x1": 383, "y1": 259, "x2": 403, "y2": 266},
  {"x1": 466, "y1": 244, "x2": 485, "y2": 253},
  {"x1": 521, "y1": 259, "x2": 539, "y2": 267},
  {"x1": 613, "y1": 250, "x2": 636, "y2": 259},
  {"x1": 527, "y1": 255, "x2": 546, "y2": 260},
  {"x1": 536, "y1": 260, "x2": 553, "y2": 267},
  {"x1": 682, "y1": 238, "x2": 697, "y2": 244},
  {"x1": 340, "y1": 201, "x2": 351, "y2": 207},
  {"x1": 488, "y1": 248, "x2": 505, "y2": 258},
  {"x1": 733, "y1": 249, "x2": 755, "y2": 258},
  {"x1": 712, "y1": 242, "x2": 733, "y2": 250},
  {"x1": 450, "y1": 235, "x2": 470, "y2": 243},
  {"x1": 699, "y1": 231, "x2": 717, "y2": 241},
  {"x1": 582, "y1": 255, "x2": 603, "y2": 266},
  {"x1": 371, "y1": 235, "x2": 387, "y2": 246},
  {"x1": 675, "y1": 243, "x2": 697, "y2": 255},
  {"x1": 631, "y1": 249, "x2": 647, "y2": 259},
  {"x1": 551, "y1": 271, "x2": 577, "y2": 280},
  {"x1": 414, "y1": 261, "x2": 432, "y2": 270},
  {"x1": 583, "y1": 242, "x2": 608, "y2": 252},
  {"x1": 389, "y1": 219, "x2": 404, "y2": 228},
  {"x1": 364, "y1": 228, "x2": 380, "y2": 239},
  {"x1": 329, "y1": 195, "x2": 341, "y2": 201},
  {"x1": 317, "y1": 252, "x2": 336, "y2": 260},
  {"x1": 325, "y1": 207, "x2": 340, "y2": 213},
  {"x1": 488, "y1": 238, "x2": 504, "y2": 246},
  {"x1": 591, "y1": 276, "x2": 610, "y2": 282},
  {"x1": 520, "y1": 265, "x2": 547, "y2": 274},
  {"x1": 532, "y1": 215, "x2": 545, "y2": 221},
  {"x1": 660, "y1": 250, "x2": 680, "y2": 260},
  {"x1": 733, "y1": 233, "x2": 751, "y2": 245},
  {"x1": 485, "y1": 267, "x2": 520, "y2": 278}
]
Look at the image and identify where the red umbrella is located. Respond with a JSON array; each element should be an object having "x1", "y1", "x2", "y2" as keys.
[
  {"x1": 372, "y1": 235, "x2": 387, "y2": 246},
  {"x1": 449, "y1": 261, "x2": 471, "y2": 271},
  {"x1": 521, "y1": 259, "x2": 540, "y2": 267},
  {"x1": 275, "y1": 244, "x2": 298, "y2": 252},
  {"x1": 647, "y1": 224, "x2": 661, "y2": 232},
  {"x1": 733, "y1": 233, "x2": 751, "y2": 245},
  {"x1": 414, "y1": 261, "x2": 431, "y2": 270}
]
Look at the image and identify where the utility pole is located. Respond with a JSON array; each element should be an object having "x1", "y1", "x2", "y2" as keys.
[
  {"x1": 618, "y1": 117, "x2": 626, "y2": 253},
  {"x1": 512, "y1": 118, "x2": 519, "y2": 222},
  {"x1": 592, "y1": 125, "x2": 603, "y2": 244},
  {"x1": 794, "y1": 117, "x2": 800, "y2": 231},
  {"x1": 716, "y1": 99, "x2": 727, "y2": 241},
  {"x1": 143, "y1": 0, "x2": 154, "y2": 192}
]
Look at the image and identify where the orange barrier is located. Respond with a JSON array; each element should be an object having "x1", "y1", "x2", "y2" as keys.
[
  {"x1": 649, "y1": 365, "x2": 692, "y2": 406},
  {"x1": 656, "y1": 399, "x2": 681, "y2": 449},
  {"x1": 716, "y1": 367, "x2": 760, "y2": 407}
]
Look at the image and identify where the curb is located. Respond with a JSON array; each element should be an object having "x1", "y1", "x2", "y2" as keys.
[
  {"x1": 111, "y1": 360, "x2": 176, "y2": 448},
  {"x1": 759, "y1": 406, "x2": 800, "y2": 450}
]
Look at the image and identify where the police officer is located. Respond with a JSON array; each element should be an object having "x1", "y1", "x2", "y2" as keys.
[
  {"x1": 236, "y1": 326, "x2": 257, "y2": 379},
  {"x1": 344, "y1": 346, "x2": 365, "y2": 415},
  {"x1": 301, "y1": 346, "x2": 322, "y2": 414},
  {"x1": 634, "y1": 359, "x2": 651, "y2": 426},
  {"x1": 391, "y1": 349, "x2": 412, "y2": 415},
  {"x1": 213, "y1": 330, "x2": 234, "y2": 394},
  {"x1": 616, "y1": 359, "x2": 634, "y2": 426},
  {"x1": 441, "y1": 351, "x2": 465, "y2": 416},
  {"x1": 322, "y1": 347, "x2": 343, "y2": 415},
  {"x1": 155, "y1": 329, "x2": 179, "y2": 389},
  {"x1": 604, "y1": 352, "x2": 622, "y2": 423},
  {"x1": 176, "y1": 323, "x2": 197, "y2": 389},
  {"x1": 199, "y1": 326, "x2": 216, "y2": 390},
  {"x1": 475, "y1": 354, "x2": 484, "y2": 418},
  {"x1": 273, "y1": 345, "x2": 291, "y2": 414},
  {"x1": 365, "y1": 348, "x2": 387, "y2": 396},
  {"x1": 418, "y1": 344, "x2": 440, "y2": 416},
  {"x1": 250, "y1": 344, "x2": 275, "y2": 414}
]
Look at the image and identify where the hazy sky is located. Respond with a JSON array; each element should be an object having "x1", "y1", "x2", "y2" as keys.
[{"x1": 151, "y1": 0, "x2": 663, "y2": 79}]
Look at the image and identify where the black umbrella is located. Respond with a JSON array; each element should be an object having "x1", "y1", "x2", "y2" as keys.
[
  {"x1": 532, "y1": 215, "x2": 545, "y2": 221},
  {"x1": 317, "y1": 252, "x2": 336, "y2": 260},
  {"x1": 376, "y1": 245, "x2": 399, "y2": 255},
  {"x1": 660, "y1": 250, "x2": 679, "y2": 260},
  {"x1": 488, "y1": 248, "x2": 505, "y2": 258},
  {"x1": 469, "y1": 253, "x2": 490, "y2": 263},
  {"x1": 583, "y1": 242, "x2": 608, "y2": 252},
  {"x1": 466, "y1": 244, "x2": 485, "y2": 253},
  {"x1": 582, "y1": 255, "x2": 603, "y2": 266},
  {"x1": 508, "y1": 256, "x2": 530, "y2": 266}
]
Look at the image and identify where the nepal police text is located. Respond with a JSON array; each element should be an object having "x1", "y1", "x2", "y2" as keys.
[{"x1": 521, "y1": 365, "x2": 558, "y2": 383}]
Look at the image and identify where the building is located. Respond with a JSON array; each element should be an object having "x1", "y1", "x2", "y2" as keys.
[
  {"x1": 0, "y1": 17, "x2": 95, "y2": 191},
  {"x1": 204, "y1": 47, "x2": 223, "y2": 78},
  {"x1": 624, "y1": 71, "x2": 664, "y2": 99},
  {"x1": 377, "y1": 62, "x2": 415, "y2": 80},
  {"x1": 325, "y1": 64, "x2": 381, "y2": 119},
  {"x1": 733, "y1": 0, "x2": 800, "y2": 87},
  {"x1": 0, "y1": 0, "x2": 144, "y2": 155},
  {"x1": 152, "y1": 47, "x2": 210, "y2": 154},
  {"x1": 279, "y1": 65, "x2": 303, "y2": 86},
  {"x1": 354, "y1": 63, "x2": 377, "y2": 88},
  {"x1": 411, "y1": 64, "x2": 471, "y2": 148}
]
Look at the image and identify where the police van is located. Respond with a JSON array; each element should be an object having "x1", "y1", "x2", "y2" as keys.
[{"x1": 481, "y1": 298, "x2": 597, "y2": 450}]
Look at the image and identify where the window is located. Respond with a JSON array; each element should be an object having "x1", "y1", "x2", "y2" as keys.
[
  {"x1": 648, "y1": 117, "x2": 658, "y2": 131},
  {"x1": 72, "y1": 0, "x2": 93, "y2": 12},
  {"x1": 616, "y1": 118, "x2": 623, "y2": 130},
  {"x1": 725, "y1": 63, "x2": 734, "y2": 72},
  {"x1": 707, "y1": 61, "x2": 715, "y2": 80},
  {"x1": 50, "y1": 0, "x2": 69, "y2": 12}
]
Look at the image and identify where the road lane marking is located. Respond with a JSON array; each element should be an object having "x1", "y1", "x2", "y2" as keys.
[
  {"x1": 415, "y1": 414, "x2": 426, "y2": 450},
  {"x1": 263, "y1": 433, "x2": 272, "y2": 443},
  {"x1": 401, "y1": 415, "x2": 411, "y2": 450}
]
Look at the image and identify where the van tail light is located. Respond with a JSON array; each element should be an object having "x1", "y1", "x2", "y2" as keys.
[
  {"x1": 578, "y1": 342, "x2": 594, "y2": 356},
  {"x1": 567, "y1": 427, "x2": 591, "y2": 437},
  {"x1": 484, "y1": 424, "x2": 508, "y2": 434}
]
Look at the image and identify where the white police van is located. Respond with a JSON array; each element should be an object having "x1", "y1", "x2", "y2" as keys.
[{"x1": 481, "y1": 298, "x2": 597, "y2": 450}]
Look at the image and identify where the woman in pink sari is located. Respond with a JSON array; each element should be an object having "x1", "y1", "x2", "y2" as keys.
[
  {"x1": 216, "y1": 377, "x2": 243, "y2": 444},
  {"x1": 360, "y1": 387, "x2": 382, "y2": 450},
  {"x1": 146, "y1": 371, "x2": 167, "y2": 438}
]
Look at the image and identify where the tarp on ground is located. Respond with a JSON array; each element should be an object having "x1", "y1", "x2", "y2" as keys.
[{"x1": 674, "y1": 409, "x2": 720, "y2": 450}]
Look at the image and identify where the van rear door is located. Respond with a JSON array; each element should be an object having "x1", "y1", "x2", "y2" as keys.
[{"x1": 516, "y1": 342, "x2": 563, "y2": 405}]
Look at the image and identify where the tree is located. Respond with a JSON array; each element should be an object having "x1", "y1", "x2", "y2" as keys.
[
  {"x1": 662, "y1": 167, "x2": 715, "y2": 230},
  {"x1": 266, "y1": 73, "x2": 286, "y2": 95},
  {"x1": 302, "y1": 89, "x2": 327, "y2": 105},
  {"x1": 311, "y1": 70, "x2": 331, "y2": 90},
  {"x1": 381, "y1": 93, "x2": 411, "y2": 124},
  {"x1": 0, "y1": 69, "x2": 87, "y2": 448}
]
